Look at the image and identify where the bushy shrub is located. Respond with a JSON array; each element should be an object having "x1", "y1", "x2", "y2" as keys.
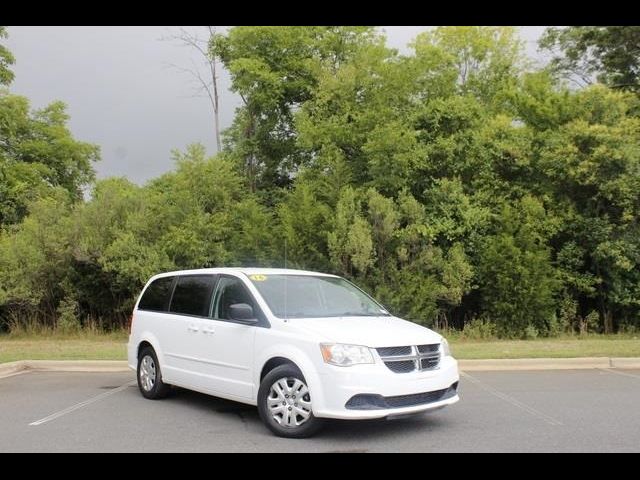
[
  {"x1": 461, "y1": 318, "x2": 497, "y2": 340},
  {"x1": 523, "y1": 325, "x2": 539, "y2": 340},
  {"x1": 580, "y1": 310, "x2": 601, "y2": 335},
  {"x1": 56, "y1": 297, "x2": 81, "y2": 333},
  {"x1": 557, "y1": 295, "x2": 579, "y2": 334}
]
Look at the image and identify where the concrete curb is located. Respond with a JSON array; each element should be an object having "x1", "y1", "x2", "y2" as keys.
[
  {"x1": 458, "y1": 357, "x2": 617, "y2": 371},
  {"x1": 26, "y1": 360, "x2": 131, "y2": 372},
  {"x1": 610, "y1": 357, "x2": 640, "y2": 369},
  {"x1": 0, "y1": 360, "x2": 130, "y2": 379},
  {"x1": 0, "y1": 360, "x2": 30, "y2": 379},
  {"x1": 1, "y1": 357, "x2": 639, "y2": 379}
]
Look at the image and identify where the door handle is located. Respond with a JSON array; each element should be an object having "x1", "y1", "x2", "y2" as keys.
[
  {"x1": 187, "y1": 325, "x2": 199, "y2": 332},
  {"x1": 202, "y1": 327, "x2": 215, "y2": 335}
]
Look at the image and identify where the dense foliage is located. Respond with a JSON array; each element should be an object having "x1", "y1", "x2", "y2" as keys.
[
  {"x1": 1, "y1": 26, "x2": 639, "y2": 337},
  {"x1": 540, "y1": 26, "x2": 640, "y2": 92},
  {"x1": 0, "y1": 26, "x2": 14, "y2": 86}
]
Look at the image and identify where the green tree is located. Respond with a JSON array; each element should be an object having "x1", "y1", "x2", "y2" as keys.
[
  {"x1": 71, "y1": 178, "x2": 155, "y2": 322},
  {"x1": 0, "y1": 190, "x2": 74, "y2": 328},
  {"x1": 277, "y1": 180, "x2": 332, "y2": 271},
  {"x1": 373, "y1": 191, "x2": 474, "y2": 328},
  {"x1": 365, "y1": 188, "x2": 399, "y2": 272},
  {"x1": 142, "y1": 144, "x2": 275, "y2": 269},
  {"x1": 540, "y1": 26, "x2": 640, "y2": 92},
  {"x1": 0, "y1": 144, "x2": 278, "y2": 329},
  {"x1": 212, "y1": 26, "x2": 379, "y2": 191},
  {"x1": 296, "y1": 37, "x2": 416, "y2": 193},
  {"x1": 531, "y1": 86, "x2": 640, "y2": 332},
  {"x1": 0, "y1": 26, "x2": 14, "y2": 86},
  {"x1": 327, "y1": 187, "x2": 374, "y2": 276},
  {"x1": 411, "y1": 26, "x2": 525, "y2": 108},
  {"x1": 0, "y1": 94, "x2": 99, "y2": 226},
  {"x1": 378, "y1": 246, "x2": 444, "y2": 326},
  {"x1": 477, "y1": 197, "x2": 560, "y2": 337}
]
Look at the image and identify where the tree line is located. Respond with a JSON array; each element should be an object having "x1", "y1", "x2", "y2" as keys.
[{"x1": 1, "y1": 26, "x2": 639, "y2": 337}]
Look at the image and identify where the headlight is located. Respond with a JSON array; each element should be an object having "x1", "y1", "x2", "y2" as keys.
[
  {"x1": 441, "y1": 338, "x2": 452, "y2": 356},
  {"x1": 320, "y1": 343, "x2": 374, "y2": 366}
]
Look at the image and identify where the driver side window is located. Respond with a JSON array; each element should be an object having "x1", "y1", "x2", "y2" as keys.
[{"x1": 211, "y1": 276, "x2": 257, "y2": 321}]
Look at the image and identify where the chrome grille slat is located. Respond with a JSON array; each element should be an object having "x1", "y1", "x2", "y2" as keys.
[
  {"x1": 377, "y1": 354, "x2": 422, "y2": 362},
  {"x1": 376, "y1": 344, "x2": 441, "y2": 373}
]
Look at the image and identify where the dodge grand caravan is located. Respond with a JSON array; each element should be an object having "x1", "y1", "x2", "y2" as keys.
[{"x1": 128, "y1": 268, "x2": 459, "y2": 438}]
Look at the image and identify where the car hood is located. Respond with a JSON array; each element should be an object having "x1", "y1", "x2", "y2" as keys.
[{"x1": 285, "y1": 315, "x2": 442, "y2": 347}]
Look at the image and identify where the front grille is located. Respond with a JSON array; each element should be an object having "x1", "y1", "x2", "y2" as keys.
[
  {"x1": 345, "y1": 382, "x2": 458, "y2": 410},
  {"x1": 417, "y1": 344, "x2": 439, "y2": 354},
  {"x1": 376, "y1": 344, "x2": 442, "y2": 373},
  {"x1": 421, "y1": 357, "x2": 439, "y2": 370},
  {"x1": 376, "y1": 346, "x2": 412, "y2": 357},
  {"x1": 386, "y1": 360, "x2": 416, "y2": 373}
]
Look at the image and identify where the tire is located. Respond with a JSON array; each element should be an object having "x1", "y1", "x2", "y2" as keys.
[
  {"x1": 137, "y1": 346, "x2": 171, "y2": 400},
  {"x1": 257, "y1": 364, "x2": 324, "y2": 438}
]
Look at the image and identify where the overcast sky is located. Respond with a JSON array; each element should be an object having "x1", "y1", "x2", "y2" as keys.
[{"x1": 5, "y1": 26, "x2": 548, "y2": 185}]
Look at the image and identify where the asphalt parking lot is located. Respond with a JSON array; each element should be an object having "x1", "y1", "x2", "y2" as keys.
[{"x1": 1, "y1": 368, "x2": 639, "y2": 452}]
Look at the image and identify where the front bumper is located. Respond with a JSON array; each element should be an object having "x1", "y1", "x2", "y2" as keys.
[{"x1": 311, "y1": 356, "x2": 460, "y2": 419}]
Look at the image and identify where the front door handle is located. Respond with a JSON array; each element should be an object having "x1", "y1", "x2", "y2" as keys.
[
  {"x1": 187, "y1": 325, "x2": 199, "y2": 332},
  {"x1": 202, "y1": 327, "x2": 215, "y2": 335}
]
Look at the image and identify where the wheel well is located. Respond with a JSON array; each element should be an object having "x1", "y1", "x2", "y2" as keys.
[
  {"x1": 137, "y1": 341, "x2": 153, "y2": 359},
  {"x1": 260, "y1": 357, "x2": 299, "y2": 381}
]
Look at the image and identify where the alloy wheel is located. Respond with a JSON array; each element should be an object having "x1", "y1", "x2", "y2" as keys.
[
  {"x1": 267, "y1": 377, "x2": 312, "y2": 428},
  {"x1": 139, "y1": 355, "x2": 157, "y2": 392}
]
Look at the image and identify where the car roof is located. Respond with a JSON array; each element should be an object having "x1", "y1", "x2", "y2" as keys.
[{"x1": 148, "y1": 267, "x2": 339, "y2": 282}]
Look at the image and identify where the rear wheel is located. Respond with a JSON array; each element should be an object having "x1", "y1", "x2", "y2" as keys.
[
  {"x1": 257, "y1": 364, "x2": 324, "y2": 438},
  {"x1": 137, "y1": 347, "x2": 170, "y2": 400}
]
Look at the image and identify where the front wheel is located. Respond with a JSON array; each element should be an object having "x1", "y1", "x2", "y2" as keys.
[{"x1": 257, "y1": 364, "x2": 324, "y2": 438}]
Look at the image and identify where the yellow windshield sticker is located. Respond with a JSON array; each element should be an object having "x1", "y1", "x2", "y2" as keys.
[{"x1": 249, "y1": 274, "x2": 267, "y2": 281}]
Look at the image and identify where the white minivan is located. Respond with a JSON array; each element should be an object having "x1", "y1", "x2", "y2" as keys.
[{"x1": 128, "y1": 268, "x2": 459, "y2": 438}]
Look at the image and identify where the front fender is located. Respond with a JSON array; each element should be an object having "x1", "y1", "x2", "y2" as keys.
[{"x1": 255, "y1": 343, "x2": 325, "y2": 413}]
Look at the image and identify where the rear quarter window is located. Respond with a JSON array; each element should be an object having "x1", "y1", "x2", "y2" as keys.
[{"x1": 138, "y1": 276, "x2": 175, "y2": 312}]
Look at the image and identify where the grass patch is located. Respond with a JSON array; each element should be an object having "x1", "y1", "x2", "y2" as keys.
[
  {"x1": 0, "y1": 330, "x2": 128, "y2": 363},
  {"x1": 449, "y1": 334, "x2": 640, "y2": 359},
  {"x1": 1, "y1": 331, "x2": 639, "y2": 363}
]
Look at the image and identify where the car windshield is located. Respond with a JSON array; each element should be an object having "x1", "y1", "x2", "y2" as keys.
[{"x1": 247, "y1": 274, "x2": 390, "y2": 319}]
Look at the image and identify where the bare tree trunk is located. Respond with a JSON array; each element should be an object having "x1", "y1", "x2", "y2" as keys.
[
  {"x1": 206, "y1": 26, "x2": 221, "y2": 152},
  {"x1": 213, "y1": 73, "x2": 221, "y2": 152},
  {"x1": 579, "y1": 316, "x2": 587, "y2": 335},
  {"x1": 604, "y1": 310, "x2": 613, "y2": 334},
  {"x1": 164, "y1": 26, "x2": 222, "y2": 152}
]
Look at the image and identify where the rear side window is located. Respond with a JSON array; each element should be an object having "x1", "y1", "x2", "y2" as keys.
[
  {"x1": 138, "y1": 276, "x2": 175, "y2": 312},
  {"x1": 169, "y1": 275, "x2": 216, "y2": 317}
]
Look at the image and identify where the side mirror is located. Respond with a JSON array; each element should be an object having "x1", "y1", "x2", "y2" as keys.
[{"x1": 229, "y1": 303, "x2": 258, "y2": 324}]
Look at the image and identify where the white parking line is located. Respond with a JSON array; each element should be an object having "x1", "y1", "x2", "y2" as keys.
[
  {"x1": 461, "y1": 372, "x2": 564, "y2": 426},
  {"x1": 29, "y1": 381, "x2": 135, "y2": 426}
]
